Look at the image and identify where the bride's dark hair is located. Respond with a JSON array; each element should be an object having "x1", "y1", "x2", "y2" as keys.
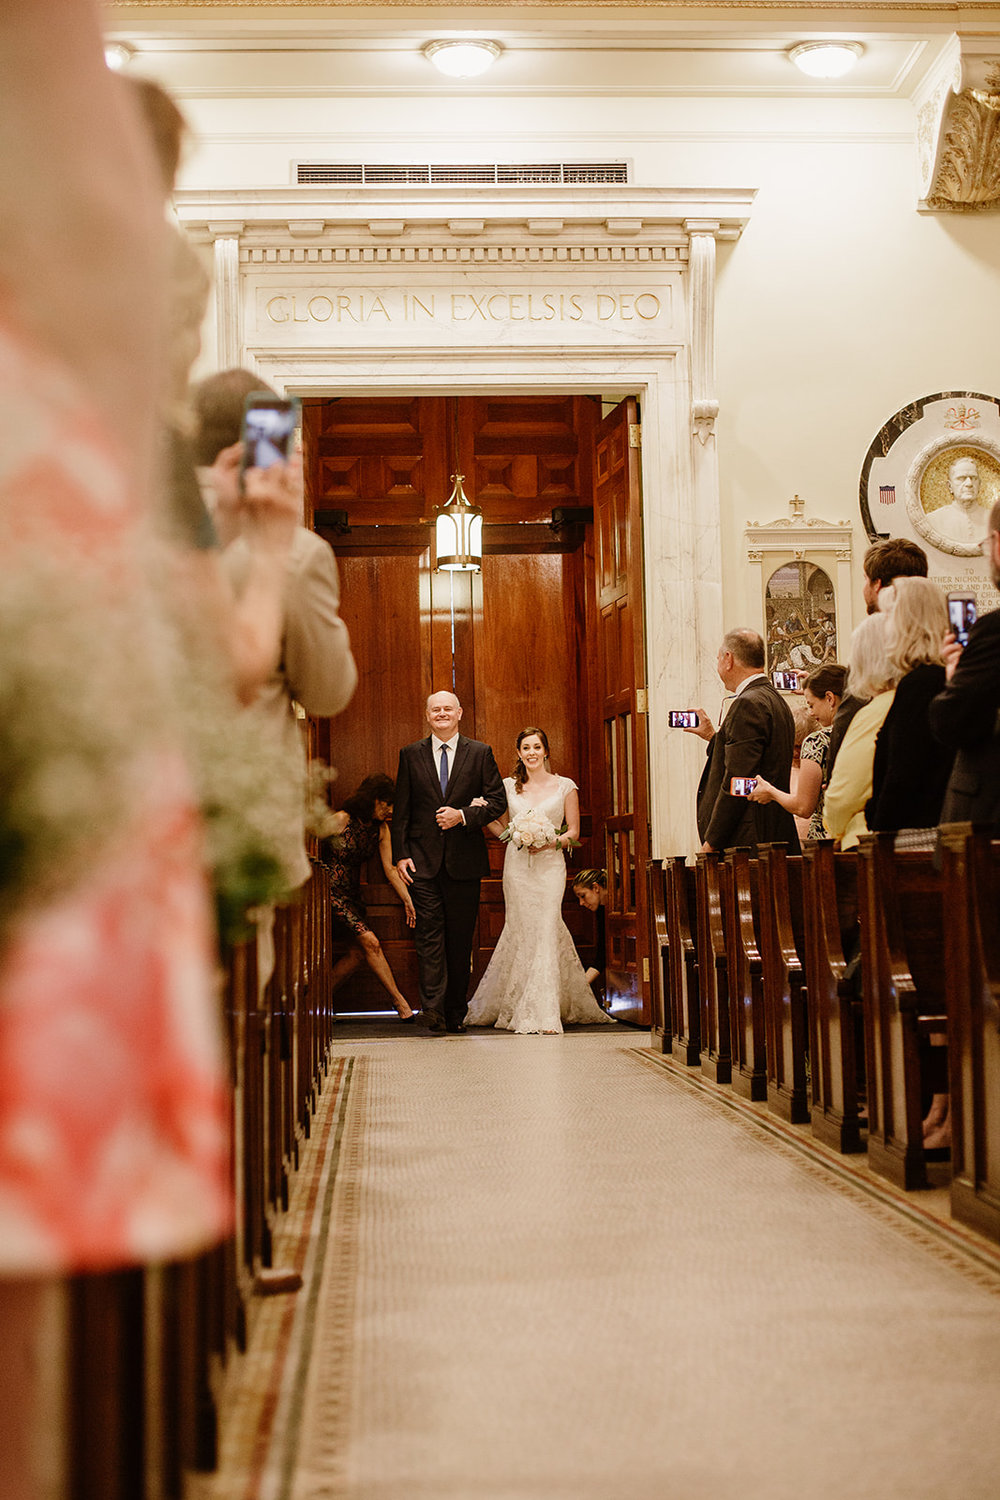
[{"x1": 512, "y1": 726, "x2": 550, "y2": 793}]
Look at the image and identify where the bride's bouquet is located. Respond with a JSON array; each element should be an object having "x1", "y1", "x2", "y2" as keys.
[{"x1": 500, "y1": 810, "x2": 579, "y2": 851}]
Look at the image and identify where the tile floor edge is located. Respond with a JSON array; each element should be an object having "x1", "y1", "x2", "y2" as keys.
[{"x1": 629, "y1": 1045, "x2": 1000, "y2": 1282}]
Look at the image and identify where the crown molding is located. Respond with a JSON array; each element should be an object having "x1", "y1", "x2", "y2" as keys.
[{"x1": 174, "y1": 184, "x2": 755, "y2": 247}]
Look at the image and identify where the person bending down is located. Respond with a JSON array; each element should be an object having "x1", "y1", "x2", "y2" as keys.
[
  {"x1": 573, "y1": 868, "x2": 608, "y2": 1005},
  {"x1": 321, "y1": 774, "x2": 416, "y2": 1021}
]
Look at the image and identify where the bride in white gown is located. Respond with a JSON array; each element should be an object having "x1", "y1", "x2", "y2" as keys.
[{"x1": 465, "y1": 727, "x2": 613, "y2": 1034}]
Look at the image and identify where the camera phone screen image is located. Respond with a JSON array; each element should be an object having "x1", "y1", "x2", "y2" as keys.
[
  {"x1": 947, "y1": 594, "x2": 977, "y2": 648},
  {"x1": 772, "y1": 670, "x2": 799, "y2": 691},
  {"x1": 668, "y1": 711, "x2": 699, "y2": 728},
  {"x1": 729, "y1": 776, "x2": 758, "y2": 797},
  {"x1": 244, "y1": 404, "x2": 296, "y2": 470}
]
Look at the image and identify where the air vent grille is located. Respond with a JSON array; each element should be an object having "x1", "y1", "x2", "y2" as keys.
[{"x1": 295, "y1": 162, "x2": 628, "y2": 187}]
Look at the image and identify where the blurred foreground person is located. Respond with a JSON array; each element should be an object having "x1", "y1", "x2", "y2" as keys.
[
  {"x1": 0, "y1": 10, "x2": 230, "y2": 1497},
  {"x1": 191, "y1": 367, "x2": 357, "y2": 901}
]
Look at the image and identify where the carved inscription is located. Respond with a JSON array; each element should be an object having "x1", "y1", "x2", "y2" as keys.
[{"x1": 262, "y1": 287, "x2": 666, "y2": 327}]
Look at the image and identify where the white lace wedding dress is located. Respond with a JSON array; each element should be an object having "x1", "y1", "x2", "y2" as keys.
[{"x1": 466, "y1": 776, "x2": 613, "y2": 1034}]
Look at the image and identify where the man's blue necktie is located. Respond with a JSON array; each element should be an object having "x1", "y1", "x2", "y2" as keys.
[{"x1": 439, "y1": 744, "x2": 449, "y2": 797}]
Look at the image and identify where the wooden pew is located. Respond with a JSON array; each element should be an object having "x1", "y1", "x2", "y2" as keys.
[
  {"x1": 756, "y1": 845, "x2": 809, "y2": 1122},
  {"x1": 666, "y1": 856, "x2": 701, "y2": 1066},
  {"x1": 646, "y1": 859, "x2": 671, "y2": 1054},
  {"x1": 695, "y1": 852, "x2": 732, "y2": 1084},
  {"x1": 940, "y1": 824, "x2": 1000, "y2": 1243},
  {"x1": 801, "y1": 841, "x2": 864, "y2": 1153},
  {"x1": 724, "y1": 847, "x2": 767, "y2": 1101},
  {"x1": 858, "y1": 833, "x2": 947, "y2": 1190}
]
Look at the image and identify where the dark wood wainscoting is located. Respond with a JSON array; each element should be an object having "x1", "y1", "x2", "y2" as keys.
[{"x1": 302, "y1": 394, "x2": 650, "y2": 1022}]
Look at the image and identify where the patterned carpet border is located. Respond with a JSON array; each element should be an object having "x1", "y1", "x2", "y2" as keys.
[
  {"x1": 198, "y1": 1055, "x2": 364, "y2": 1500},
  {"x1": 283, "y1": 1054, "x2": 369, "y2": 1500},
  {"x1": 630, "y1": 1046, "x2": 1000, "y2": 1292}
]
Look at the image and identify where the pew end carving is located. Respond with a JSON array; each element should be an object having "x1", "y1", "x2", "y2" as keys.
[
  {"x1": 724, "y1": 847, "x2": 768, "y2": 1102},
  {"x1": 695, "y1": 852, "x2": 732, "y2": 1085},
  {"x1": 940, "y1": 824, "x2": 1000, "y2": 1243},
  {"x1": 859, "y1": 834, "x2": 948, "y2": 1191},
  {"x1": 802, "y1": 842, "x2": 865, "y2": 1153},
  {"x1": 666, "y1": 856, "x2": 701, "y2": 1066}
]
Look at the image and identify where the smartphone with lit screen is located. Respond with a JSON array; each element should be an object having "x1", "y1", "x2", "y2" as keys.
[
  {"x1": 668, "y1": 711, "x2": 700, "y2": 728},
  {"x1": 240, "y1": 392, "x2": 299, "y2": 483},
  {"x1": 730, "y1": 776, "x2": 758, "y2": 797},
  {"x1": 947, "y1": 592, "x2": 977, "y2": 649}
]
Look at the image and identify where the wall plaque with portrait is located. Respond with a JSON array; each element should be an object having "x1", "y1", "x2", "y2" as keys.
[{"x1": 860, "y1": 391, "x2": 997, "y2": 612}]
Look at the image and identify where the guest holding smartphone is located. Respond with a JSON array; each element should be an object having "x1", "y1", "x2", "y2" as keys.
[
  {"x1": 685, "y1": 627, "x2": 799, "y2": 855},
  {"x1": 748, "y1": 664, "x2": 846, "y2": 841}
]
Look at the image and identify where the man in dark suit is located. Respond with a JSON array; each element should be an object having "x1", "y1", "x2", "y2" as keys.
[
  {"x1": 392, "y1": 691, "x2": 506, "y2": 1032},
  {"x1": 930, "y1": 500, "x2": 1000, "y2": 830},
  {"x1": 688, "y1": 628, "x2": 800, "y2": 854}
]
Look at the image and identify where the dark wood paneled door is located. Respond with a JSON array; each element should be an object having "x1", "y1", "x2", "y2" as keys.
[
  {"x1": 301, "y1": 395, "x2": 604, "y2": 1014},
  {"x1": 593, "y1": 398, "x2": 651, "y2": 1025}
]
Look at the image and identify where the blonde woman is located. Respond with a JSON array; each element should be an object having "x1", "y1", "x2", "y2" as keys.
[
  {"x1": 823, "y1": 614, "x2": 896, "y2": 849},
  {"x1": 867, "y1": 578, "x2": 956, "y2": 835}
]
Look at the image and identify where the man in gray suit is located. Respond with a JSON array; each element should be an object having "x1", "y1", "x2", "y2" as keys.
[
  {"x1": 687, "y1": 627, "x2": 799, "y2": 854},
  {"x1": 192, "y1": 368, "x2": 356, "y2": 1296},
  {"x1": 192, "y1": 368, "x2": 358, "y2": 893}
]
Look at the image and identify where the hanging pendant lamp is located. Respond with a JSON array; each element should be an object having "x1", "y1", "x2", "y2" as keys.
[{"x1": 434, "y1": 473, "x2": 483, "y2": 572}]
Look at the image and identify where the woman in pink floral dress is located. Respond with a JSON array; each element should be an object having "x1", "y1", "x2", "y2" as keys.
[{"x1": 0, "y1": 9, "x2": 231, "y2": 1495}]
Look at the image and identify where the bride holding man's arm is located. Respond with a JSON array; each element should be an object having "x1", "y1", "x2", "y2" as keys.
[{"x1": 465, "y1": 726, "x2": 613, "y2": 1034}]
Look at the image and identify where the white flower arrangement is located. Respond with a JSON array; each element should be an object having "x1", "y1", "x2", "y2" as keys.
[
  {"x1": 0, "y1": 553, "x2": 165, "y2": 947},
  {"x1": 500, "y1": 809, "x2": 560, "y2": 850}
]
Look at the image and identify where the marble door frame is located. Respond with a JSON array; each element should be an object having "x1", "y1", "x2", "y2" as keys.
[{"x1": 177, "y1": 186, "x2": 753, "y2": 855}]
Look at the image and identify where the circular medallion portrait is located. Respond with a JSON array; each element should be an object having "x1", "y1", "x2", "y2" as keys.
[
  {"x1": 860, "y1": 393, "x2": 1000, "y2": 581},
  {"x1": 907, "y1": 439, "x2": 1000, "y2": 557}
]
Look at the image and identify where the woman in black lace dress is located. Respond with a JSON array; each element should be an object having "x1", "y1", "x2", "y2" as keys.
[{"x1": 321, "y1": 774, "x2": 416, "y2": 1020}]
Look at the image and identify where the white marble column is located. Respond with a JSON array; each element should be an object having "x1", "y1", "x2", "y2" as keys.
[
  {"x1": 686, "y1": 219, "x2": 720, "y2": 447},
  {"x1": 685, "y1": 220, "x2": 724, "y2": 851},
  {"x1": 210, "y1": 224, "x2": 244, "y2": 370}
]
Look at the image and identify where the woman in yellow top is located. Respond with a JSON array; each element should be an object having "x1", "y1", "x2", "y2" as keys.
[{"x1": 823, "y1": 613, "x2": 896, "y2": 849}]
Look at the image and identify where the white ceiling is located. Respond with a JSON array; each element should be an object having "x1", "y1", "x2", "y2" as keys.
[{"x1": 103, "y1": 3, "x2": 1000, "y2": 100}]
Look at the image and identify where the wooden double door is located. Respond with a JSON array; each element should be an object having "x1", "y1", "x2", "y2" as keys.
[{"x1": 303, "y1": 392, "x2": 651, "y2": 1024}]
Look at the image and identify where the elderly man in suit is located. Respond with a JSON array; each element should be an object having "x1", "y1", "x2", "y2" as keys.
[
  {"x1": 687, "y1": 627, "x2": 799, "y2": 854},
  {"x1": 392, "y1": 692, "x2": 506, "y2": 1033},
  {"x1": 930, "y1": 497, "x2": 1000, "y2": 829}
]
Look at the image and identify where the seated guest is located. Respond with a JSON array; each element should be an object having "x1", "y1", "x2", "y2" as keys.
[
  {"x1": 748, "y1": 664, "x2": 847, "y2": 841},
  {"x1": 930, "y1": 497, "x2": 1000, "y2": 833},
  {"x1": 823, "y1": 615, "x2": 895, "y2": 849},
  {"x1": 827, "y1": 538, "x2": 928, "y2": 776},
  {"x1": 867, "y1": 577, "x2": 955, "y2": 838},
  {"x1": 686, "y1": 627, "x2": 799, "y2": 854},
  {"x1": 573, "y1": 869, "x2": 608, "y2": 1005},
  {"x1": 322, "y1": 775, "x2": 417, "y2": 1022}
]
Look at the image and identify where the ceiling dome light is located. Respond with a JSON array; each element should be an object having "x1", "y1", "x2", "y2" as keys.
[
  {"x1": 789, "y1": 42, "x2": 864, "y2": 79},
  {"x1": 423, "y1": 40, "x2": 503, "y2": 79},
  {"x1": 104, "y1": 41, "x2": 136, "y2": 71}
]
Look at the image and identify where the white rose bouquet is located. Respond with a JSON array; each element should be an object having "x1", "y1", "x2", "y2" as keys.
[
  {"x1": 500, "y1": 808, "x2": 558, "y2": 850},
  {"x1": 499, "y1": 809, "x2": 580, "y2": 852}
]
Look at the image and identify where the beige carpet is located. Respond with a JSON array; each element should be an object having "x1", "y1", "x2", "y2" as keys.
[{"x1": 210, "y1": 1029, "x2": 1000, "y2": 1500}]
